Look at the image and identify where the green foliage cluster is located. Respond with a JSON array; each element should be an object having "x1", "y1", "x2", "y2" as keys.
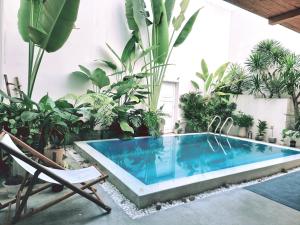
[
  {"x1": 179, "y1": 92, "x2": 237, "y2": 132},
  {"x1": 257, "y1": 120, "x2": 268, "y2": 136},
  {"x1": 18, "y1": 0, "x2": 80, "y2": 98},
  {"x1": 124, "y1": 0, "x2": 201, "y2": 111},
  {"x1": 233, "y1": 112, "x2": 254, "y2": 128},
  {"x1": 237, "y1": 39, "x2": 300, "y2": 123},
  {"x1": 192, "y1": 59, "x2": 246, "y2": 97},
  {"x1": 0, "y1": 90, "x2": 117, "y2": 151}
]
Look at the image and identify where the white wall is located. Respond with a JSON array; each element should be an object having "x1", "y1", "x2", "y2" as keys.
[
  {"x1": 1, "y1": 0, "x2": 131, "y2": 100},
  {"x1": 2, "y1": 0, "x2": 300, "y2": 137},
  {"x1": 232, "y1": 95, "x2": 291, "y2": 141},
  {"x1": 227, "y1": 3, "x2": 300, "y2": 64},
  {"x1": 1, "y1": 0, "x2": 232, "y2": 101},
  {"x1": 165, "y1": 0, "x2": 232, "y2": 97},
  {"x1": 0, "y1": 0, "x2": 3, "y2": 86},
  {"x1": 223, "y1": 2, "x2": 300, "y2": 141}
]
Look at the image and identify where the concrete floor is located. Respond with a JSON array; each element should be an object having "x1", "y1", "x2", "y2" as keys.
[{"x1": 1, "y1": 185, "x2": 300, "y2": 225}]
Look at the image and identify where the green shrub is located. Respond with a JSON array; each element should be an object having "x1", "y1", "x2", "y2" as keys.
[
  {"x1": 234, "y1": 112, "x2": 254, "y2": 128},
  {"x1": 179, "y1": 92, "x2": 208, "y2": 132},
  {"x1": 179, "y1": 92, "x2": 237, "y2": 132}
]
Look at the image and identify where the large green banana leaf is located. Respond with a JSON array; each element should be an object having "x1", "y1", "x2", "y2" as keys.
[
  {"x1": 165, "y1": 0, "x2": 175, "y2": 25},
  {"x1": 151, "y1": 0, "x2": 163, "y2": 25},
  {"x1": 174, "y1": 9, "x2": 200, "y2": 47},
  {"x1": 151, "y1": 0, "x2": 169, "y2": 64},
  {"x1": 28, "y1": 0, "x2": 80, "y2": 52},
  {"x1": 18, "y1": 0, "x2": 43, "y2": 42},
  {"x1": 125, "y1": 0, "x2": 139, "y2": 31},
  {"x1": 172, "y1": 0, "x2": 190, "y2": 31}
]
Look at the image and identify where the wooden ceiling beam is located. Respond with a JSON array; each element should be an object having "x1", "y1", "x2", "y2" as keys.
[{"x1": 269, "y1": 8, "x2": 300, "y2": 25}]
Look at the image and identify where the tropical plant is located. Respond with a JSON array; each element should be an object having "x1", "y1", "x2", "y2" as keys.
[
  {"x1": 257, "y1": 120, "x2": 268, "y2": 136},
  {"x1": 206, "y1": 97, "x2": 237, "y2": 122},
  {"x1": 234, "y1": 112, "x2": 254, "y2": 128},
  {"x1": 282, "y1": 129, "x2": 299, "y2": 147},
  {"x1": 179, "y1": 93, "x2": 236, "y2": 132},
  {"x1": 245, "y1": 40, "x2": 287, "y2": 98},
  {"x1": 245, "y1": 39, "x2": 300, "y2": 122},
  {"x1": 282, "y1": 129, "x2": 300, "y2": 142},
  {"x1": 72, "y1": 47, "x2": 152, "y2": 135},
  {"x1": 193, "y1": 59, "x2": 229, "y2": 97},
  {"x1": 142, "y1": 109, "x2": 165, "y2": 137},
  {"x1": 222, "y1": 63, "x2": 247, "y2": 95},
  {"x1": 179, "y1": 92, "x2": 208, "y2": 132},
  {"x1": 108, "y1": 74, "x2": 151, "y2": 135},
  {"x1": 124, "y1": 0, "x2": 201, "y2": 111},
  {"x1": 192, "y1": 60, "x2": 245, "y2": 98},
  {"x1": 21, "y1": 95, "x2": 81, "y2": 150},
  {"x1": 128, "y1": 109, "x2": 145, "y2": 134},
  {"x1": 0, "y1": 90, "x2": 41, "y2": 145},
  {"x1": 72, "y1": 66, "x2": 110, "y2": 93},
  {"x1": 61, "y1": 93, "x2": 116, "y2": 135},
  {"x1": 18, "y1": 0, "x2": 80, "y2": 98},
  {"x1": 281, "y1": 53, "x2": 300, "y2": 121},
  {"x1": 174, "y1": 120, "x2": 184, "y2": 134},
  {"x1": 0, "y1": 90, "x2": 82, "y2": 150}
]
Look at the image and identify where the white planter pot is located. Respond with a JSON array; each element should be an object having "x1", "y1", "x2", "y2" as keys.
[
  {"x1": 238, "y1": 127, "x2": 247, "y2": 137},
  {"x1": 2, "y1": 181, "x2": 21, "y2": 198}
]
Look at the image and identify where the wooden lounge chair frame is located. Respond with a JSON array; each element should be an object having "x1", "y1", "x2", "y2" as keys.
[{"x1": 0, "y1": 130, "x2": 111, "y2": 224}]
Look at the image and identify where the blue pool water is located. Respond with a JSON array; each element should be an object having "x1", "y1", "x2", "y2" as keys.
[{"x1": 88, "y1": 134, "x2": 300, "y2": 185}]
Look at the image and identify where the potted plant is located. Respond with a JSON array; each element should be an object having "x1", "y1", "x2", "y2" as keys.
[
  {"x1": 282, "y1": 129, "x2": 300, "y2": 147},
  {"x1": 234, "y1": 112, "x2": 254, "y2": 137},
  {"x1": 174, "y1": 121, "x2": 184, "y2": 134},
  {"x1": 1, "y1": 157, "x2": 23, "y2": 198},
  {"x1": 43, "y1": 129, "x2": 67, "y2": 167},
  {"x1": 268, "y1": 125, "x2": 277, "y2": 143},
  {"x1": 255, "y1": 120, "x2": 268, "y2": 141}
]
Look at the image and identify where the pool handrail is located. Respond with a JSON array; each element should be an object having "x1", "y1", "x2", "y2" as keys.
[
  {"x1": 208, "y1": 116, "x2": 222, "y2": 134},
  {"x1": 220, "y1": 117, "x2": 234, "y2": 136}
]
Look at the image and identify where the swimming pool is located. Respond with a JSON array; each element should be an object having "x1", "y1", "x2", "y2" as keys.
[{"x1": 75, "y1": 133, "x2": 300, "y2": 208}]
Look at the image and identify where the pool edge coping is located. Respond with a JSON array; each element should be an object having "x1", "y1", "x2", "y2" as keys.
[{"x1": 74, "y1": 132, "x2": 300, "y2": 207}]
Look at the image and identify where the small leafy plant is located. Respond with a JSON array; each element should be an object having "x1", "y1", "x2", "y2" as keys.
[
  {"x1": 282, "y1": 129, "x2": 300, "y2": 141},
  {"x1": 234, "y1": 112, "x2": 254, "y2": 128},
  {"x1": 257, "y1": 120, "x2": 268, "y2": 136}
]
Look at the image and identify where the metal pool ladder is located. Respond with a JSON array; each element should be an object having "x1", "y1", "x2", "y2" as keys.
[
  {"x1": 207, "y1": 116, "x2": 222, "y2": 134},
  {"x1": 219, "y1": 117, "x2": 234, "y2": 136},
  {"x1": 207, "y1": 116, "x2": 221, "y2": 152},
  {"x1": 219, "y1": 117, "x2": 234, "y2": 149}
]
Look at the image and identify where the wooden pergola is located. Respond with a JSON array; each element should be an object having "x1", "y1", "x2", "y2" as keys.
[{"x1": 224, "y1": 0, "x2": 300, "y2": 33}]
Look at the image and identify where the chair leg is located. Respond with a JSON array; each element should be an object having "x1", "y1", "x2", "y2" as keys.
[
  {"x1": 0, "y1": 184, "x2": 52, "y2": 210},
  {"x1": 4, "y1": 203, "x2": 12, "y2": 225},
  {"x1": 19, "y1": 176, "x2": 111, "y2": 221},
  {"x1": 12, "y1": 171, "x2": 40, "y2": 224},
  {"x1": 15, "y1": 172, "x2": 29, "y2": 211}
]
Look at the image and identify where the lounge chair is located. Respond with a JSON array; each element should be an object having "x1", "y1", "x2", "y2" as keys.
[{"x1": 0, "y1": 131, "x2": 111, "y2": 224}]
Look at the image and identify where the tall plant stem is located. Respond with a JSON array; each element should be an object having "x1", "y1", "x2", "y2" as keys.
[
  {"x1": 27, "y1": 42, "x2": 35, "y2": 95},
  {"x1": 149, "y1": 30, "x2": 175, "y2": 111},
  {"x1": 28, "y1": 48, "x2": 45, "y2": 98},
  {"x1": 27, "y1": 0, "x2": 36, "y2": 95}
]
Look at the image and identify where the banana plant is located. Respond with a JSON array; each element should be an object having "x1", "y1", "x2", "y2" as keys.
[
  {"x1": 125, "y1": 0, "x2": 201, "y2": 111},
  {"x1": 192, "y1": 59, "x2": 231, "y2": 98},
  {"x1": 72, "y1": 65, "x2": 110, "y2": 93},
  {"x1": 18, "y1": 0, "x2": 80, "y2": 98}
]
